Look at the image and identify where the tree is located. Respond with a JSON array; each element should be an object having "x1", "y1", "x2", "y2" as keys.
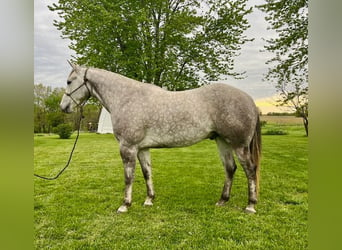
[
  {"x1": 34, "y1": 84, "x2": 67, "y2": 133},
  {"x1": 80, "y1": 97, "x2": 102, "y2": 132},
  {"x1": 34, "y1": 83, "x2": 52, "y2": 133},
  {"x1": 45, "y1": 87, "x2": 66, "y2": 131},
  {"x1": 258, "y1": 0, "x2": 308, "y2": 136},
  {"x1": 49, "y1": 0, "x2": 253, "y2": 90},
  {"x1": 34, "y1": 83, "x2": 103, "y2": 133}
]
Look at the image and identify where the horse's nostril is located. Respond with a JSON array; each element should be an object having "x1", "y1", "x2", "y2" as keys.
[{"x1": 60, "y1": 103, "x2": 70, "y2": 113}]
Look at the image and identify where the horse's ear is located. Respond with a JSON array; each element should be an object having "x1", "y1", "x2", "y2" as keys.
[
  {"x1": 67, "y1": 59, "x2": 73, "y2": 67},
  {"x1": 67, "y1": 60, "x2": 78, "y2": 71}
]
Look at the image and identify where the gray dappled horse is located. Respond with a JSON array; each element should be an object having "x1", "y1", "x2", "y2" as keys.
[{"x1": 60, "y1": 62, "x2": 261, "y2": 213}]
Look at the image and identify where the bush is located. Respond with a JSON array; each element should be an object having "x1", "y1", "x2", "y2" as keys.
[
  {"x1": 260, "y1": 120, "x2": 267, "y2": 127},
  {"x1": 263, "y1": 129, "x2": 288, "y2": 135},
  {"x1": 54, "y1": 124, "x2": 73, "y2": 139}
]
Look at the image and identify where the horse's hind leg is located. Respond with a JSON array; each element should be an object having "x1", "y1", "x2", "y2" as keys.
[
  {"x1": 137, "y1": 149, "x2": 155, "y2": 206},
  {"x1": 215, "y1": 137, "x2": 237, "y2": 206},
  {"x1": 235, "y1": 147, "x2": 258, "y2": 213}
]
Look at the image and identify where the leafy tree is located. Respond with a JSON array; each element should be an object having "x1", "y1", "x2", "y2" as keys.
[
  {"x1": 34, "y1": 84, "x2": 52, "y2": 133},
  {"x1": 44, "y1": 87, "x2": 65, "y2": 113},
  {"x1": 34, "y1": 83, "x2": 103, "y2": 133},
  {"x1": 34, "y1": 84, "x2": 67, "y2": 133},
  {"x1": 258, "y1": 0, "x2": 308, "y2": 136},
  {"x1": 44, "y1": 87, "x2": 66, "y2": 132},
  {"x1": 49, "y1": 0, "x2": 253, "y2": 90},
  {"x1": 79, "y1": 97, "x2": 102, "y2": 132}
]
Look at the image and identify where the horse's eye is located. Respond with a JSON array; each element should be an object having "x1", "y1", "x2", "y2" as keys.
[{"x1": 67, "y1": 80, "x2": 72, "y2": 85}]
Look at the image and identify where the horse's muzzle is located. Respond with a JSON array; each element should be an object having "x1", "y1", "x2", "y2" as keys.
[{"x1": 60, "y1": 103, "x2": 72, "y2": 113}]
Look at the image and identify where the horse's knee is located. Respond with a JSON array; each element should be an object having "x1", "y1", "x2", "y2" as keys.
[
  {"x1": 120, "y1": 147, "x2": 136, "y2": 163},
  {"x1": 120, "y1": 141, "x2": 137, "y2": 159}
]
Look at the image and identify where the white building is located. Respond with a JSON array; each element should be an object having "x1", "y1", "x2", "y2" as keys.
[{"x1": 97, "y1": 107, "x2": 113, "y2": 134}]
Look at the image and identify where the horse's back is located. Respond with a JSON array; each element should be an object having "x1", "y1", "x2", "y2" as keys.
[{"x1": 142, "y1": 83, "x2": 258, "y2": 147}]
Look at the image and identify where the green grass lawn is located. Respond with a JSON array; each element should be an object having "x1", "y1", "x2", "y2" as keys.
[{"x1": 34, "y1": 123, "x2": 308, "y2": 249}]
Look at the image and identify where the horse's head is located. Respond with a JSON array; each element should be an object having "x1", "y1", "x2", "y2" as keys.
[{"x1": 60, "y1": 61, "x2": 91, "y2": 113}]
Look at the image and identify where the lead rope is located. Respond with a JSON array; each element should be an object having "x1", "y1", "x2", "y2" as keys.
[{"x1": 34, "y1": 107, "x2": 84, "y2": 180}]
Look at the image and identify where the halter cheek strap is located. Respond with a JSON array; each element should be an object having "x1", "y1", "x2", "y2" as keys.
[
  {"x1": 65, "y1": 68, "x2": 91, "y2": 107},
  {"x1": 83, "y1": 68, "x2": 91, "y2": 95}
]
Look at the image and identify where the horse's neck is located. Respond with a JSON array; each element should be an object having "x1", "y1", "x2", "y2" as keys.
[
  {"x1": 91, "y1": 86, "x2": 108, "y2": 110},
  {"x1": 87, "y1": 68, "x2": 136, "y2": 111}
]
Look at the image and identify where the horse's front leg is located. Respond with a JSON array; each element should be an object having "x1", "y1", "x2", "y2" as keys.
[
  {"x1": 138, "y1": 149, "x2": 155, "y2": 206},
  {"x1": 117, "y1": 144, "x2": 137, "y2": 213}
]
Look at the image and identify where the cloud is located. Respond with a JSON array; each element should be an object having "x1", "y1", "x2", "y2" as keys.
[
  {"x1": 34, "y1": 0, "x2": 75, "y2": 87},
  {"x1": 220, "y1": 0, "x2": 278, "y2": 99}
]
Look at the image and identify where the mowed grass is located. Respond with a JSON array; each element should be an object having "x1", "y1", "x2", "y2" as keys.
[
  {"x1": 260, "y1": 115, "x2": 303, "y2": 125},
  {"x1": 34, "y1": 120, "x2": 308, "y2": 249}
]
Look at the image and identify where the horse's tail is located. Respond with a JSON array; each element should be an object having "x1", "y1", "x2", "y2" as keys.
[{"x1": 250, "y1": 115, "x2": 262, "y2": 196}]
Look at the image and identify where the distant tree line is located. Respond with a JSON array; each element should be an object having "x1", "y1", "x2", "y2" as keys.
[
  {"x1": 266, "y1": 112, "x2": 297, "y2": 116},
  {"x1": 34, "y1": 83, "x2": 101, "y2": 133}
]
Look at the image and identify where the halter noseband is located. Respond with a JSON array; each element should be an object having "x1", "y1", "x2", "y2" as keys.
[{"x1": 65, "y1": 68, "x2": 91, "y2": 107}]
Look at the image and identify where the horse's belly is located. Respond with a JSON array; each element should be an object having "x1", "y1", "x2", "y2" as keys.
[{"x1": 139, "y1": 127, "x2": 211, "y2": 148}]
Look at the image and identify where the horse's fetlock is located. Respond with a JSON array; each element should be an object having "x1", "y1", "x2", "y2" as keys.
[
  {"x1": 124, "y1": 201, "x2": 132, "y2": 207},
  {"x1": 248, "y1": 198, "x2": 257, "y2": 205}
]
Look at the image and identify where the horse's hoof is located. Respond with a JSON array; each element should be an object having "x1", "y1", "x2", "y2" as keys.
[
  {"x1": 117, "y1": 205, "x2": 128, "y2": 213},
  {"x1": 215, "y1": 200, "x2": 226, "y2": 206},
  {"x1": 143, "y1": 199, "x2": 153, "y2": 206},
  {"x1": 244, "y1": 206, "x2": 256, "y2": 214}
]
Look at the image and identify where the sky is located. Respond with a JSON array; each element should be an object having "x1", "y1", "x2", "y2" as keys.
[{"x1": 34, "y1": 0, "x2": 278, "y2": 100}]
